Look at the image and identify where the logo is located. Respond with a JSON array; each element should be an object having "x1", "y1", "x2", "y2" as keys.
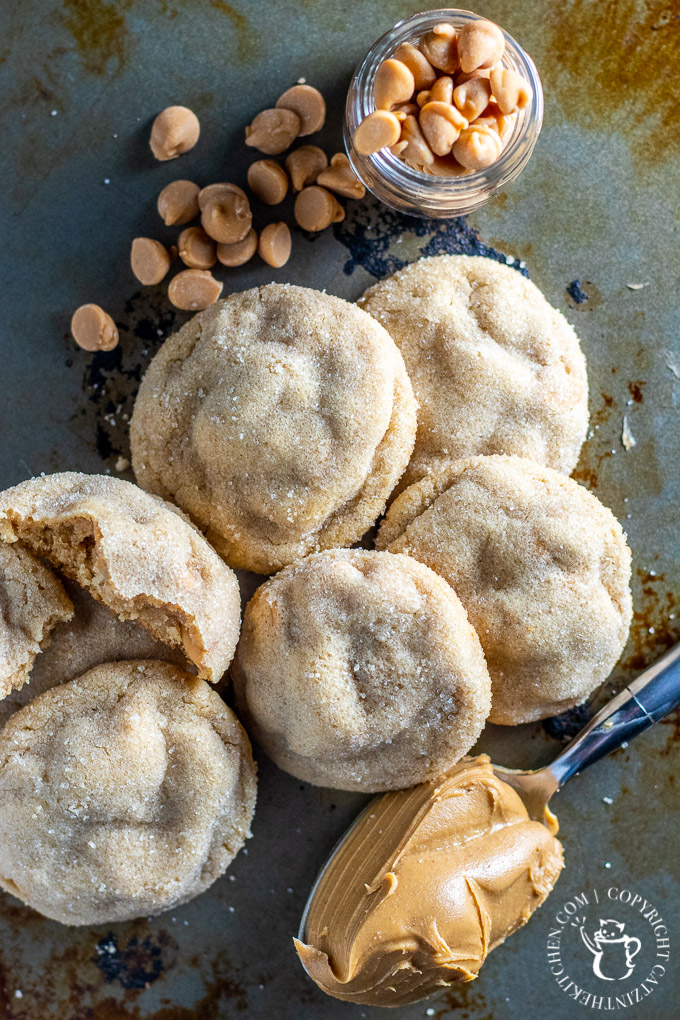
[{"x1": 546, "y1": 884, "x2": 670, "y2": 1010}]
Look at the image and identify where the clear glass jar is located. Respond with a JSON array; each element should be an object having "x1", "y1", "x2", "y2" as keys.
[{"x1": 344, "y1": 8, "x2": 544, "y2": 218}]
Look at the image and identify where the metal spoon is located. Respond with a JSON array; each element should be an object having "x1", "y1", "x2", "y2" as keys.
[{"x1": 299, "y1": 642, "x2": 680, "y2": 940}]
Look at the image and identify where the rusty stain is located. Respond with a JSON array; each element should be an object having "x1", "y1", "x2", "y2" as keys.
[
  {"x1": 60, "y1": 0, "x2": 132, "y2": 75},
  {"x1": 209, "y1": 0, "x2": 257, "y2": 59},
  {"x1": 540, "y1": 0, "x2": 680, "y2": 167},
  {"x1": 619, "y1": 568, "x2": 679, "y2": 672},
  {"x1": 627, "y1": 379, "x2": 646, "y2": 403},
  {"x1": 659, "y1": 707, "x2": 680, "y2": 756},
  {"x1": 571, "y1": 391, "x2": 616, "y2": 489}
]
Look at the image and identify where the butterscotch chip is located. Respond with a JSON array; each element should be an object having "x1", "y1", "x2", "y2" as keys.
[
  {"x1": 201, "y1": 191, "x2": 252, "y2": 244},
  {"x1": 285, "y1": 145, "x2": 328, "y2": 191},
  {"x1": 149, "y1": 105, "x2": 200, "y2": 161},
  {"x1": 428, "y1": 74, "x2": 454, "y2": 104},
  {"x1": 130, "y1": 237, "x2": 172, "y2": 285},
  {"x1": 452, "y1": 124, "x2": 502, "y2": 169},
  {"x1": 233, "y1": 549, "x2": 491, "y2": 791},
  {"x1": 457, "y1": 20, "x2": 505, "y2": 73},
  {"x1": 399, "y1": 114, "x2": 435, "y2": 167},
  {"x1": 294, "y1": 185, "x2": 344, "y2": 231},
  {"x1": 157, "y1": 179, "x2": 200, "y2": 226},
  {"x1": 419, "y1": 102, "x2": 467, "y2": 157},
  {"x1": 358, "y1": 255, "x2": 589, "y2": 485},
  {"x1": 168, "y1": 269, "x2": 223, "y2": 310},
  {"x1": 353, "y1": 110, "x2": 401, "y2": 155},
  {"x1": 257, "y1": 222, "x2": 291, "y2": 268},
  {"x1": 393, "y1": 42, "x2": 436, "y2": 90},
  {"x1": 216, "y1": 228, "x2": 258, "y2": 267},
  {"x1": 393, "y1": 102, "x2": 420, "y2": 120},
  {"x1": 377, "y1": 456, "x2": 633, "y2": 725},
  {"x1": 0, "y1": 472, "x2": 242, "y2": 682},
  {"x1": 70, "y1": 304, "x2": 119, "y2": 352},
  {"x1": 0, "y1": 661, "x2": 256, "y2": 924},
  {"x1": 455, "y1": 66, "x2": 493, "y2": 84},
  {"x1": 247, "y1": 159, "x2": 289, "y2": 204},
  {"x1": 275, "y1": 84, "x2": 326, "y2": 136},
  {"x1": 197, "y1": 182, "x2": 248, "y2": 211},
  {"x1": 0, "y1": 542, "x2": 73, "y2": 699},
  {"x1": 490, "y1": 67, "x2": 532, "y2": 114},
  {"x1": 453, "y1": 77, "x2": 493, "y2": 120},
  {"x1": 245, "y1": 108, "x2": 301, "y2": 155},
  {"x1": 316, "y1": 153, "x2": 366, "y2": 199},
  {"x1": 177, "y1": 227, "x2": 217, "y2": 269},
  {"x1": 374, "y1": 59, "x2": 415, "y2": 110},
  {"x1": 419, "y1": 24, "x2": 459, "y2": 73},
  {"x1": 130, "y1": 284, "x2": 417, "y2": 573}
]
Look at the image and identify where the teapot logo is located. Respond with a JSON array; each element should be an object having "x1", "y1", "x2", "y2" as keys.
[{"x1": 579, "y1": 918, "x2": 642, "y2": 981}]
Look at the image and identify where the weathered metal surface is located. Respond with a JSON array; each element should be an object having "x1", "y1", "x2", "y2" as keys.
[{"x1": 0, "y1": 1, "x2": 678, "y2": 1017}]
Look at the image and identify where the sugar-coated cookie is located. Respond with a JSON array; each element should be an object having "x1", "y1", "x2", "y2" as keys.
[
  {"x1": 0, "y1": 661, "x2": 257, "y2": 924},
  {"x1": 130, "y1": 284, "x2": 417, "y2": 573},
  {"x1": 359, "y1": 256, "x2": 588, "y2": 488},
  {"x1": 378, "y1": 456, "x2": 632, "y2": 724},
  {"x1": 233, "y1": 548, "x2": 491, "y2": 790}
]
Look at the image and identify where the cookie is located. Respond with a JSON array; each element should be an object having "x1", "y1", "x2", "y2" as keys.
[
  {"x1": 130, "y1": 284, "x2": 417, "y2": 574},
  {"x1": 0, "y1": 660, "x2": 257, "y2": 925},
  {"x1": 377, "y1": 455, "x2": 632, "y2": 724},
  {"x1": 359, "y1": 255, "x2": 588, "y2": 488},
  {"x1": 0, "y1": 580, "x2": 186, "y2": 730},
  {"x1": 0, "y1": 542, "x2": 73, "y2": 699},
  {"x1": 233, "y1": 549, "x2": 491, "y2": 791},
  {"x1": 0, "y1": 473, "x2": 241, "y2": 683}
]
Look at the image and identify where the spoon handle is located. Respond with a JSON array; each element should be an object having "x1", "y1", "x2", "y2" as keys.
[{"x1": 549, "y1": 641, "x2": 680, "y2": 788}]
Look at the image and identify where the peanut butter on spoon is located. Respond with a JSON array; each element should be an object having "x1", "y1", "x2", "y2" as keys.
[{"x1": 295, "y1": 754, "x2": 563, "y2": 1007}]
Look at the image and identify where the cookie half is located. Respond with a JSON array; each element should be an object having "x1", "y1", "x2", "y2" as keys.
[
  {"x1": 233, "y1": 548, "x2": 491, "y2": 791},
  {"x1": 130, "y1": 284, "x2": 417, "y2": 573},
  {"x1": 0, "y1": 661, "x2": 257, "y2": 925},
  {"x1": 377, "y1": 455, "x2": 632, "y2": 724},
  {"x1": 0, "y1": 473, "x2": 241, "y2": 683},
  {"x1": 359, "y1": 255, "x2": 588, "y2": 488}
]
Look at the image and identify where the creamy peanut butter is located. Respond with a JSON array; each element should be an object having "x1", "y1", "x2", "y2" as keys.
[{"x1": 295, "y1": 755, "x2": 563, "y2": 1006}]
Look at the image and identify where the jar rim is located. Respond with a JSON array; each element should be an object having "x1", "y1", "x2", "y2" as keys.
[{"x1": 345, "y1": 7, "x2": 544, "y2": 199}]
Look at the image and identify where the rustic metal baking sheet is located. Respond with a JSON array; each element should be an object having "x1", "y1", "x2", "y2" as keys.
[{"x1": 1, "y1": 1, "x2": 678, "y2": 1017}]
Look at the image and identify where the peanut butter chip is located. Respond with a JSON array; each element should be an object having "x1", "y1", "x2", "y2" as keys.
[
  {"x1": 157, "y1": 180, "x2": 200, "y2": 226},
  {"x1": 177, "y1": 227, "x2": 217, "y2": 269},
  {"x1": 490, "y1": 67, "x2": 532, "y2": 114},
  {"x1": 130, "y1": 238, "x2": 172, "y2": 285},
  {"x1": 419, "y1": 102, "x2": 468, "y2": 157},
  {"x1": 167, "y1": 270, "x2": 222, "y2": 311},
  {"x1": 149, "y1": 106, "x2": 200, "y2": 161},
  {"x1": 453, "y1": 77, "x2": 493, "y2": 121},
  {"x1": 285, "y1": 146, "x2": 328, "y2": 191},
  {"x1": 247, "y1": 160, "x2": 289, "y2": 204},
  {"x1": 374, "y1": 59, "x2": 415, "y2": 110},
  {"x1": 197, "y1": 182, "x2": 248, "y2": 211},
  {"x1": 452, "y1": 125, "x2": 503, "y2": 169},
  {"x1": 216, "y1": 228, "x2": 258, "y2": 267},
  {"x1": 258, "y1": 222, "x2": 292, "y2": 268},
  {"x1": 275, "y1": 85, "x2": 326, "y2": 136},
  {"x1": 294, "y1": 185, "x2": 345, "y2": 231},
  {"x1": 245, "y1": 108, "x2": 301, "y2": 155},
  {"x1": 71, "y1": 304, "x2": 119, "y2": 352},
  {"x1": 354, "y1": 110, "x2": 401, "y2": 155},
  {"x1": 316, "y1": 153, "x2": 366, "y2": 199},
  {"x1": 457, "y1": 20, "x2": 505, "y2": 73},
  {"x1": 428, "y1": 75, "x2": 454, "y2": 104},
  {"x1": 393, "y1": 43, "x2": 436, "y2": 91},
  {"x1": 419, "y1": 25, "x2": 459, "y2": 73},
  {"x1": 201, "y1": 192, "x2": 252, "y2": 244},
  {"x1": 399, "y1": 114, "x2": 435, "y2": 167}
]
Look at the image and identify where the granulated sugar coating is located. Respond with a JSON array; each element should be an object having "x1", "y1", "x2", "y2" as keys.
[
  {"x1": 0, "y1": 661, "x2": 256, "y2": 925},
  {"x1": 232, "y1": 549, "x2": 491, "y2": 791},
  {"x1": 0, "y1": 473, "x2": 241, "y2": 683},
  {"x1": 130, "y1": 284, "x2": 417, "y2": 574},
  {"x1": 359, "y1": 255, "x2": 588, "y2": 489},
  {"x1": 0, "y1": 543, "x2": 74, "y2": 699},
  {"x1": 378, "y1": 455, "x2": 632, "y2": 725}
]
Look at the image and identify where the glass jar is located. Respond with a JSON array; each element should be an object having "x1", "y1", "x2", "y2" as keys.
[{"x1": 344, "y1": 8, "x2": 544, "y2": 218}]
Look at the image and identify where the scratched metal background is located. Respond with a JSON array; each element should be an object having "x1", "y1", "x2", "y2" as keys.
[{"x1": 1, "y1": 1, "x2": 679, "y2": 1017}]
